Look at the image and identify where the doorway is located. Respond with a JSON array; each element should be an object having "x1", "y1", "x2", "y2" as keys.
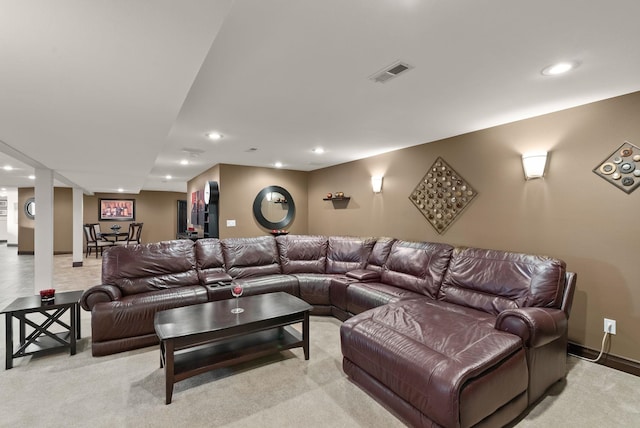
[{"x1": 177, "y1": 200, "x2": 187, "y2": 235}]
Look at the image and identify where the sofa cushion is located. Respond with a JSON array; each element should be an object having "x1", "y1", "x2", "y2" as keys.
[
  {"x1": 341, "y1": 299, "x2": 527, "y2": 428},
  {"x1": 276, "y1": 235, "x2": 328, "y2": 274},
  {"x1": 440, "y1": 247, "x2": 567, "y2": 315},
  {"x1": 326, "y1": 236, "x2": 376, "y2": 274},
  {"x1": 366, "y1": 237, "x2": 395, "y2": 271},
  {"x1": 91, "y1": 285, "x2": 208, "y2": 342},
  {"x1": 102, "y1": 240, "x2": 199, "y2": 296},
  {"x1": 195, "y1": 238, "x2": 231, "y2": 285},
  {"x1": 294, "y1": 273, "x2": 341, "y2": 305},
  {"x1": 380, "y1": 240, "x2": 453, "y2": 298},
  {"x1": 329, "y1": 277, "x2": 358, "y2": 311},
  {"x1": 221, "y1": 236, "x2": 281, "y2": 278},
  {"x1": 206, "y1": 274, "x2": 299, "y2": 301},
  {"x1": 346, "y1": 282, "x2": 424, "y2": 314}
]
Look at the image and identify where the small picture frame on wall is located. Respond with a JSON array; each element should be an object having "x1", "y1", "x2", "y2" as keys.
[{"x1": 99, "y1": 198, "x2": 135, "y2": 221}]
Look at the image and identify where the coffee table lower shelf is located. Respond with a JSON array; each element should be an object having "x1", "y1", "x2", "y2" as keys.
[
  {"x1": 171, "y1": 326, "x2": 302, "y2": 378},
  {"x1": 160, "y1": 325, "x2": 305, "y2": 404}
]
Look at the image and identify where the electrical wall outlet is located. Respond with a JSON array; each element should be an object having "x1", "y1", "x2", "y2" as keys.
[
  {"x1": 604, "y1": 318, "x2": 616, "y2": 335},
  {"x1": 226, "y1": 219, "x2": 236, "y2": 227}
]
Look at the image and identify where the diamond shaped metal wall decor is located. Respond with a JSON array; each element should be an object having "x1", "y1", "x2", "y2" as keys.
[
  {"x1": 409, "y1": 157, "x2": 477, "y2": 234},
  {"x1": 593, "y1": 141, "x2": 640, "y2": 194}
]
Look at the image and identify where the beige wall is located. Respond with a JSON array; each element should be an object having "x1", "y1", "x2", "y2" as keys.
[
  {"x1": 18, "y1": 187, "x2": 73, "y2": 254},
  {"x1": 84, "y1": 191, "x2": 186, "y2": 245},
  {"x1": 309, "y1": 91, "x2": 640, "y2": 362},
  {"x1": 17, "y1": 188, "x2": 35, "y2": 252},
  {"x1": 18, "y1": 189, "x2": 186, "y2": 253},
  {"x1": 185, "y1": 92, "x2": 640, "y2": 362},
  {"x1": 187, "y1": 164, "x2": 309, "y2": 238}
]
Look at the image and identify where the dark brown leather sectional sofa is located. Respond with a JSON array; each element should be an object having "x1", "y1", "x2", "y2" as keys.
[{"x1": 80, "y1": 235, "x2": 576, "y2": 427}]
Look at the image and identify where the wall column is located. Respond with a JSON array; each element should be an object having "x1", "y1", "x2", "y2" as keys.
[
  {"x1": 72, "y1": 187, "x2": 83, "y2": 267},
  {"x1": 5, "y1": 188, "x2": 18, "y2": 246},
  {"x1": 34, "y1": 168, "x2": 54, "y2": 292}
]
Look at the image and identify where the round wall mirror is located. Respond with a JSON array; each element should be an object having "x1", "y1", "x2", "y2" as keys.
[
  {"x1": 252, "y1": 186, "x2": 295, "y2": 230},
  {"x1": 24, "y1": 197, "x2": 35, "y2": 219}
]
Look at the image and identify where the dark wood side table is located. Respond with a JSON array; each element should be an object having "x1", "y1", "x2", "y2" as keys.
[{"x1": 2, "y1": 290, "x2": 83, "y2": 369}]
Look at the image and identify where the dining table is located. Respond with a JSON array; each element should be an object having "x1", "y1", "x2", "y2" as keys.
[{"x1": 99, "y1": 231, "x2": 128, "y2": 243}]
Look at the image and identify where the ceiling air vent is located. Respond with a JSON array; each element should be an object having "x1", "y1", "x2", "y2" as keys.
[
  {"x1": 369, "y1": 61, "x2": 413, "y2": 83},
  {"x1": 182, "y1": 148, "x2": 204, "y2": 158}
]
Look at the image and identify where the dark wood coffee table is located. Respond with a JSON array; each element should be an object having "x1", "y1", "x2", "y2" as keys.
[{"x1": 154, "y1": 291, "x2": 312, "y2": 404}]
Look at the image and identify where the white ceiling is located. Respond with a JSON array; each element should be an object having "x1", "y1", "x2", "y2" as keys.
[{"x1": 2, "y1": 0, "x2": 640, "y2": 195}]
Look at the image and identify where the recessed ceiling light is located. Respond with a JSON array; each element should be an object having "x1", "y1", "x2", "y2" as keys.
[
  {"x1": 118, "y1": 188, "x2": 124, "y2": 192},
  {"x1": 274, "y1": 162, "x2": 283, "y2": 168},
  {"x1": 165, "y1": 175, "x2": 172, "y2": 180},
  {"x1": 541, "y1": 61, "x2": 578, "y2": 76},
  {"x1": 3, "y1": 165, "x2": 13, "y2": 171},
  {"x1": 180, "y1": 159, "x2": 189, "y2": 165},
  {"x1": 206, "y1": 132, "x2": 223, "y2": 141},
  {"x1": 312, "y1": 147, "x2": 324, "y2": 154},
  {"x1": 28, "y1": 175, "x2": 35, "y2": 180}
]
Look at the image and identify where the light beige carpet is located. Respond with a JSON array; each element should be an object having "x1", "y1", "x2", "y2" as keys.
[{"x1": 0, "y1": 248, "x2": 639, "y2": 427}]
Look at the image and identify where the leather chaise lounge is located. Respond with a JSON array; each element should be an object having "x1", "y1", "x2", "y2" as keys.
[
  {"x1": 340, "y1": 246, "x2": 574, "y2": 427},
  {"x1": 80, "y1": 235, "x2": 576, "y2": 427}
]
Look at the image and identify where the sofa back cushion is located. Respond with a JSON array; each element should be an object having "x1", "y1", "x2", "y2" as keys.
[
  {"x1": 195, "y1": 238, "x2": 230, "y2": 284},
  {"x1": 366, "y1": 237, "x2": 396, "y2": 272},
  {"x1": 326, "y1": 236, "x2": 376, "y2": 274},
  {"x1": 221, "y1": 236, "x2": 281, "y2": 278},
  {"x1": 380, "y1": 240, "x2": 453, "y2": 298},
  {"x1": 439, "y1": 247, "x2": 566, "y2": 315},
  {"x1": 102, "y1": 240, "x2": 199, "y2": 296},
  {"x1": 276, "y1": 235, "x2": 328, "y2": 274}
]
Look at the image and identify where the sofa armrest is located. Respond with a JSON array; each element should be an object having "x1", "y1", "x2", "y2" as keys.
[
  {"x1": 346, "y1": 269, "x2": 380, "y2": 282},
  {"x1": 80, "y1": 284, "x2": 123, "y2": 311},
  {"x1": 495, "y1": 307, "x2": 567, "y2": 348},
  {"x1": 202, "y1": 272, "x2": 233, "y2": 285}
]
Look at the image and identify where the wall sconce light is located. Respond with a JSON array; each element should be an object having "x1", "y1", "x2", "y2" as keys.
[
  {"x1": 522, "y1": 153, "x2": 548, "y2": 180},
  {"x1": 371, "y1": 176, "x2": 384, "y2": 193}
]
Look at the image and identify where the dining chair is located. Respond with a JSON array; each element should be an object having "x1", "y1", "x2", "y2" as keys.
[
  {"x1": 83, "y1": 223, "x2": 114, "y2": 258},
  {"x1": 115, "y1": 222, "x2": 143, "y2": 247},
  {"x1": 91, "y1": 223, "x2": 112, "y2": 242}
]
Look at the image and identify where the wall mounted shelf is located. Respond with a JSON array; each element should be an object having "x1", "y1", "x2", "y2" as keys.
[{"x1": 323, "y1": 197, "x2": 351, "y2": 209}]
